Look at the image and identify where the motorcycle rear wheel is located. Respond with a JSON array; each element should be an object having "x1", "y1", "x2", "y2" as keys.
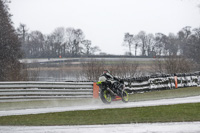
[{"x1": 100, "y1": 89, "x2": 112, "y2": 104}]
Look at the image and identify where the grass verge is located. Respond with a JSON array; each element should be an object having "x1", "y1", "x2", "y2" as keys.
[
  {"x1": 0, "y1": 103, "x2": 200, "y2": 126},
  {"x1": 129, "y1": 87, "x2": 200, "y2": 102}
]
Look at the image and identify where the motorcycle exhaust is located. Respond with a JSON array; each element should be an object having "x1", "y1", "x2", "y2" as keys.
[
  {"x1": 107, "y1": 87, "x2": 117, "y2": 96},
  {"x1": 122, "y1": 84, "x2": 125, "y2": 91}
]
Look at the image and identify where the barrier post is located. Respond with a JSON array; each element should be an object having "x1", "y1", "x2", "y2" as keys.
[
  {"x1": 93, "y1": 82, "x2": 99, "y2": 98},
  {"x1": 174, "y1": 76, "x2": 178, "y2": 88}
]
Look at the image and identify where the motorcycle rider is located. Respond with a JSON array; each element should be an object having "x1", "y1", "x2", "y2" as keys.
[
  {"x1": 101, "y1": 70, "x2": 118, "y2": 81},
  {"x1": 100, "y1": 70, "x2": 123, "y2": 94}
]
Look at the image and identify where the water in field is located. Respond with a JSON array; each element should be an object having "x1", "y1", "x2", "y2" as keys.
[
  {"x1": 29, "y1": 67, "x2": 85, "y2": 81},
  {"x1": 23, "y1": 58, "x2": 156, "y2": 81},
  {"x1": 25, "y1": 58, "x2": 86, "y2": 81}
]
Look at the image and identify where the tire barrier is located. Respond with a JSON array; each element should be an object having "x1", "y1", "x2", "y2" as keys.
[{"x1": 124, "y1": 71, "x2": 200, "y2": 94}]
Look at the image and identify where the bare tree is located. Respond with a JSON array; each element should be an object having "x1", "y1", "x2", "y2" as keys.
[
  {"x1": 178, "y1": 26, "x2": 191, "y2": 55},
  {"x1": 177, "y1": 26, "x2": 200, "y2": 67},
  {"x1": 167, "y1": 33, "x2": 179, "y2": 56},
  {"x1": 82, "y1": 40, "x2": 100, "y2": 55},
  {"x1": 164, "y1": 56, "x2": 194, "y2": 74},
  {"x1": 74, "y1": 29, "x2": 85, "y2": 56},
  {"x1": 16, "y1": 23, "x2": 28, "y2": 42},
  {"x1": 82, "y1": 40, "x2": 91, "y2": 55},
  {"x1": 186, "y1": 28, "x2": 200, "y2": 65},
  {"x1": 81, "y1": 59, "x2": 105, "y2": 81},
  {"x1": 154, "y1": 33, "x2": 167, "y2": 56},
  {"x1": 90, "y1": 46, "x2": 101, "y2": 55},
  {"x1": 19, "y1": 26, "x2": 99, "y2": 58},
  {"x1": 16, "y1": 23, "x2": 29, "y2": 57},
  {"x1": 146, "y1": 33, "x2": 155, "y2": 57},
  {"x1": 27, "y1": 31, "x2": 45, "y2": 57},
  {"x1": 110, "y1": 59, "x2": 139, "y2": 78},
  {"x1": 50, "y1": 27, "x2": 66, "y2": 57},
  {"x1": 81, "y1": 59, "x2": 139, "y2": 80},
  {"x1": 151, "y1": 56, "x2": 195, "y2": 74},
  {"x1": 123, "y1": 33, "x2": 139, "y2": 56},
  {"x1": 137, "y1": 31, "x2": 148, "y2": 56},
  {"x1": 151, "y1": 58, "x2": 165, "y2": 74},
  {"x1": 123, "y1": 33, "x2": 134, "y2": 55},
  {"x1": 66, "y1": 28, "x2": 85, "y2": 56}
]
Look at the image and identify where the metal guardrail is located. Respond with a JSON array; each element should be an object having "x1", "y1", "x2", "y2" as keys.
[{"x1": 0, "y1": 82, "x2": 93, "y2": 100}]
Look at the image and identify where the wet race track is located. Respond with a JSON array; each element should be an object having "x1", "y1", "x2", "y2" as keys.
[
  {"x1": 1, "y1": 122, "x2": 200, "y2": 133},
  {"x1": 0, "y1": 96, "x2": 200, "y2": 133},
  {"x1": 1, "y1": 95, "x2": 200, "y2": 117}
]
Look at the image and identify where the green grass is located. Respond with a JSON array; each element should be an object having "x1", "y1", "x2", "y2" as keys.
[
  {"x1": 0, "y1": 87, "x2": 200, "y2": 126},
  {"x1": 0, "y1": 103, "x2": 200, "y2": 125},
  {"x1": 129, "y1": 87, "x2": 200, "y2": 102}
]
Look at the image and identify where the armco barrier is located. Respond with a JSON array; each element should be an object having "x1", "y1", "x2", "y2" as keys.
[{"x1": 0, "y1": 81, "x2": 94, "y2": 100}]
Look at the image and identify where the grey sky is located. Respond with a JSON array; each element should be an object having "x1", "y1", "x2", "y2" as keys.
[{"x1": 9, "y1": 0, "x2": 200, "y2": 55}]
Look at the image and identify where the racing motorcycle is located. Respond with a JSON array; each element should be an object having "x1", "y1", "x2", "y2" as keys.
[{"x1": 97, "y1": 76, "x2": 129, "y2": 104}]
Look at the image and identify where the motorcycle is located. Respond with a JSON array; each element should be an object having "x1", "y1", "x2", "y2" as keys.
[{"x1": 97, "y1": 76, "x2": 129, "y2": 104}]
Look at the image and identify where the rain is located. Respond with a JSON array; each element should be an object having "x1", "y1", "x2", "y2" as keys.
[{"x1": 0, "y1": 0, "x2": 200, "y2": 132}]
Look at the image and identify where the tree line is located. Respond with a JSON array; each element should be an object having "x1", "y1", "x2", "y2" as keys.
[
  {"x1": 0, "y1": 0, "x2": 24, "y2": 81},
  {"x1": 123, "y1": 26, "x2": 200, "y2": 64},
  {"x1": 17, "y1": 25, "x2": 101, "y2": 58},
  {"x1": 19, "y1": 23, "x2": 200, "y2": 64}
]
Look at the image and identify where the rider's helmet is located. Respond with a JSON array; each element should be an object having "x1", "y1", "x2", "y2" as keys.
[{"x1": 103, "y1": 70, "x2": 110, "y2": 74}]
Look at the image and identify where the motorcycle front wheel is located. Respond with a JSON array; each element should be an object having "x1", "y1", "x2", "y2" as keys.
[
  {"x1": 122, "y1": 90, "x2": 129, "y2": 103},
  {"x1": 100, "y1": 89, "x2": 112, "y2": 104}
]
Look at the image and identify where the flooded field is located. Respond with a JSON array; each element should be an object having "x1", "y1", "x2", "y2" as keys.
[{"x1": 21, "y1": 58, "x2": 159, "y2": 81}]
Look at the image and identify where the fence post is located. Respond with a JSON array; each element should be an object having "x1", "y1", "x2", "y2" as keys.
[{"x1": 93, "y1": 82, "x2": 99, "y2": 98}]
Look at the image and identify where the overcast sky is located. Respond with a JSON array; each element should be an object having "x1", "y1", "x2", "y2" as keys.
[{"x1": 9, "y1": 0, "x2": 200, "y2": 55}]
